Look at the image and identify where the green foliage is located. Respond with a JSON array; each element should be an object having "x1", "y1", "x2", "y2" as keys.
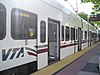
[
  {"x1": 81, "y1": 0, "x2": 100, "y2": 4},
  {"x1": 81, "y1": 0, "x2": 100, "y2": 14},
  {"x1": 77, "y1": 12, "x2": 88, "y2": 21},
  {"x1": 90, "y1": 21, "x2": 100, "y2": 28},
  {"x1": 81, "y1": 0, "x2": 100, "y2": 28},
  {"x1": 91, "y1": 4, "x2": 100, "y2": 14}
]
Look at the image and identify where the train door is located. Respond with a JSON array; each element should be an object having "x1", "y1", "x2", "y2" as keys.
[
  {"x1": 75, "y1": 28, "x2": 78, "y2": 53},
  {"x1": 78, "y1": 28, "x2": 82, "y2": 51},
  {"x1": 48, "y1": 19, "x2": 60, "y2": 65},
  {"x1": 90, "y1": 31, "x2": 92, "y2": 46},
  {"x1": 88, "y1": 31, "x2": 91, "y2": 46}
]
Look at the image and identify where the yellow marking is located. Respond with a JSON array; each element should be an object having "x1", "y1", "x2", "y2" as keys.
[
  {"x1": 30, "y1": 42, "x2": 100, "y2": 75},
  {"x1": 30, "y1": 32, "x2": 34, "y2": 37}
]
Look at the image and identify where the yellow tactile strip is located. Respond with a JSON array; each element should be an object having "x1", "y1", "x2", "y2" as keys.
[{"x1": 31, "y1": 43, "x2": 100, "y2": 75}]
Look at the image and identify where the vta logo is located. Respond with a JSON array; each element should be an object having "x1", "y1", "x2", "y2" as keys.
[{"x1": 2, "y1": 47, "x2": 24, "y2": 61}]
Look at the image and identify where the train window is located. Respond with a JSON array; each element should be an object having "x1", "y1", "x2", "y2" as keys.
[
  {"x1": 81, "y1": 31, "x2": 83, "y2": 39},
  {"x1": 0, "y1": 3, "x2": 6, "y2": 40},
  {"x1": 89, "y1": 31, "x2": 91, "y2": 40},
  {"x1": 62, "y1": 26, "x2": 64, "y2": 41},
  {"x1": 91, "y1": 33, "x2": 94, "y2": 39},
  {"x1": 40, "y1": 21, "x2": 46, "y2": 43},
  {"x1": 95, "y1": 33, "x2": 97, "y2": 38},
  {"x1": 76, "y1": 29, "x2": 78, "y2": 40},
  {"x1": 71, "y1": 27, "x2": 75, "y2": 40},
  {"x1": 84, "y1": 31, "x2": 87, "y2": 39},
  {"x1": 65, "y1": 26, "x2": 69, "y2": 41},
  {"x1": 11, "y1": 8, "x2": 37, "y2": 40}
]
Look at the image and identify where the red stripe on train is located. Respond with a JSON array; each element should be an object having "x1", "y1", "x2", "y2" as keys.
[
  {"x1": 27, "y1": 52, "x2": 37, "y2": 56},
  {"x1": 60, "y1": 44, "x2": 75, "y2": 48},
  {"x1": 37, "y1": 48, "x2": 48, "y2": 54}
]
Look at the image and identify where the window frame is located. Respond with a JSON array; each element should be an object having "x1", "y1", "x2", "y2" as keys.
[
  {"x1": 65, "y1": 26, "x2": 69, "y2": 41},
  {"x1": 84, "y1": 31, "x2": 87, "y2": 39},
  {"x1": 62, "y1": 25, "x2": 64, "y2": 41},
  {"x1": 81, "y1": 30, "x2": 83, "y2": 39},
  {"x1": 71, "y1": 27, "x2": 75, "y2": 40},
  {"x1": 40, "y1": 20, "x2": 46, "y2": 43},
  {"x1": 11, "y1": 8, "x2": 37, "y2": 40},
  {"x1": 0, "y1": 3, "x2": 6, "y2": 40},
  {"x1": 76, "y1": 29, "x2": 78, "y2": 40}
]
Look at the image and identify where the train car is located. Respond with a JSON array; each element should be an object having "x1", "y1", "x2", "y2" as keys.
[
  {"x1": 97, "y1": 30, "x2": 100, "y2": 41},
  {"x1": 81, "y1": 19, "x2": 88, "y2": 50},
  {"x1": 89, "y1": 23, "x2": 97, "y2": 46},
  {"x1": 0, "y1": 0, "x2": 99, "y2": 75}
]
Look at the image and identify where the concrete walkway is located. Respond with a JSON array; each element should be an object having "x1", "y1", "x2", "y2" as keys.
[
  {"x1": 54, "y1": 44, "x2": 100, "y2": 75},
  {"x1": 77, "y1": 45, "x2": 100, "y2": 75}
]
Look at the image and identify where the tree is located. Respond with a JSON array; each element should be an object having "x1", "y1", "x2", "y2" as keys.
[
  {"x1": 81, "y1": 0, "x2": 100, "y2": 28},
  {"x1": 77, "y1": 12, "x2": 88, "y2": 21},
  {"x1": 91, "y1": 4, "x2": 100, "y2": 14},
  {"x1": 81, "y1": 0, "x2": 100, "y2": 14},
  {"x1": 81, "y1": 0, "x2": 100, "y2": 4}
]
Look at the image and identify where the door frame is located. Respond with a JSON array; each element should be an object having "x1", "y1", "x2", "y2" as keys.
[
  {"x1": 78, "y1": 27, "x2": 82, "y2": 51},
  {"x1": 48, "y1": 18, "x2": 60, "y2": 65}
]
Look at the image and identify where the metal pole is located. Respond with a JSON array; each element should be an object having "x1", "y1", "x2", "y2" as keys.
[
  {"x1": 76, "y1": 0, "x2": 78, "y2": 12},
  {"x1": 65, "y1": 0, "x2": 78, "y2": 13}
]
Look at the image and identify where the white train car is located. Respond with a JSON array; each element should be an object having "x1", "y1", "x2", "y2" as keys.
[
  {"x1": 0, "y1": 0, "x2": 98, "y2": 75},
  {"x1": 97, "y1": 30, "x2": 100, "y2": 41},
  {"x1": 89, "y1": 23, "x2": 97, "y2": 46},
  {"x1": 81, "y1": 19, "x2": 89, "y2": 49}
]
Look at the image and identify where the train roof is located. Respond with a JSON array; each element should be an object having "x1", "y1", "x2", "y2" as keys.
[
  {"x1": 42, "y1": 0, "x2": 97, "y2": 31},
  {"x1": 42, "y1": 0, "x2": 77, "y2": 18}
]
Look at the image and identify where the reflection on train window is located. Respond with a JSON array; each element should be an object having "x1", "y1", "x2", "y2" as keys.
[
  {"x1": 76, "y1": 29, "x2": 77, "y2": 40},
  {"x1": 84, "y1": 31, "x2": 87, "y2": 39},
  {"x1": 92, "y1": 33, "x2": 96, "y2": 39},
  {"x1": 81, "y1": 31, "x2": 83, "y2": 39},
  {"x1": 89, "y1": 31, "x2": 91, "y2": 41},
  {"x1": 0, "y1": 3, "x2": 6, "y2": 40},
  {"x1": 65, "y1": 26, "x2": 69, "y2": 41},
  {"x1": 91, "y1": 33, "x2": 95, "y2": 40},
  {"x1": 40, "y1": 21, "x2": 46, "y2": 43},
  {"x1": 95, "y1": 33, "x2": 97, "y2": 38},
  {"x1": 11, "y1": 8, "x2": 37, "y2": 40},
  {"x1": 71, "y1": 27, "x2": 75, "y2": 40},
  {"x1": 62, "y1": 26, "x2": 64, "y2": 41}
]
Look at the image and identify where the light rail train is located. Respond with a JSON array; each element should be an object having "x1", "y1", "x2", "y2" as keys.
[{"x1": 0, "y1": 0, "x2": 100, "y2": 75}]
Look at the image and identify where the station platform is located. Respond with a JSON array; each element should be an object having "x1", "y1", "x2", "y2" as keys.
[{"x1": 31, "y1": 42, "x2": 100, "y2": 75}]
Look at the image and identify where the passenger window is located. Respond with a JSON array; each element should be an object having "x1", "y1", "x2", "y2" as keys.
[
  {"x1": 84, "y1": 31, "x2": 87, "y2": 39},
  {"x1": 81, "y1": 31, "x2": 83, "y2": 39},
  {"x1": 65, "y1": 26, "x2": 69, "y2": 41},
  {"x1": 76, "y1": 29, "x2": 77, "y2": 40},
  {"x1": 0, "y1": 3, "x2": 6, "y2": 40},
  {"x1": 40, "y1": 21, "x2": 46, "y2": 43},
  {"x1": 95, "y1": 33, "x2": 97, "y2": 38},
  {"x1": 11, "y1": 8, "x2": 37, "y2": 40},
  {"x1": 62, "y1": 26, "x2": 64, "y2": 41},
  {"x1": 71, "y1": 27, "x2": 75, "y2": 40}
]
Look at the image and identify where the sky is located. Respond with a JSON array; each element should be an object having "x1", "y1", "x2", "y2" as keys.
[{"x1": 55, "y1": 0, "x2": 93, "y2": 15}]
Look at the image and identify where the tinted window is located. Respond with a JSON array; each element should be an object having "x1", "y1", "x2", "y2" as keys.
[
  {"x1": 11, "y1": 8, "x2": 37, "y2": 40},
  {"x1": 76, "y1": 29, "x2": 77, "y2": 40},
  {"x1": 62, "y1": 26, "x2": 64, "y2": 41},
  {"x1": 71, "y1": 27, "x2": 75, "y2": 40},
  {"x1": 40, "y1": 21, "x2": 46, "y2": 43},
  {"x1": 0, "y1": 3, "x2": 6, "y2": 40},
  {"x1": 84, "y1": 31, "x2": 87, "y2": 39},
  {"x1": 81, "y1": 31, "x2": 83, "y2": 39},
  {"x1": 65, "y1": 26, "x2": 69, "y2": 41}
]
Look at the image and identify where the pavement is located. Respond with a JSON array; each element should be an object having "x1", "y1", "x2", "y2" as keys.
[
  {"x1": 77, "y1": 44, "x2": 100, "y2": 75},
  {"x1": 54, "y1": 44, "x2": 100, "y2": 75}
]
